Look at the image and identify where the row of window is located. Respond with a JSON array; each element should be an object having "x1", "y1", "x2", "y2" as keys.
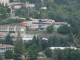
[
  {"x1": 0, "y1": 28, "x2": 21, "y2": 31},
  {"x1": 0, "y1": 47, "x2": 14, "y2": 50}
]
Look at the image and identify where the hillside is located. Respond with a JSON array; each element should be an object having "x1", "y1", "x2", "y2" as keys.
[{"x1": 14, "y1": 0, "x2": 80, "y2": 23}]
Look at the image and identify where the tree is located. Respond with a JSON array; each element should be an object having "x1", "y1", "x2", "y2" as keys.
[
  {"x1": 57, "y1": 25, "x2": 71, "y2": 34},
  {"x1": 4, "y1": 50, "x2": 13, "y2": 59},
  {"x1": 44, "y1": 48, "x2": 52, "y2": 58},
  {"x1": 14, "y1": 32, "x2": 24, "y2": 60},
  {"x1": 42, "y1": 40, "x2": 48, "y2": 50},
  {"x1": 46, "y1": 25, "x2": 54, "y2": 33},
  {"x1": 67, "y1": 32, "x2": 74, "y2": 43},
  {"x1": 28, "y1": 49, "x2": 38, "y2": 60},
  {"x1": 4, "y1": 32, "x2": 13, "y2": 45},
  {"x1": 0, "y1": 54, "x2": 3, "y2": 60},
  {"x1": 48, "y1": 35, "x2": 60, "y2": 47},
  {"x1": 10, "y1": 0, "x2": 14, "y2": 2}
]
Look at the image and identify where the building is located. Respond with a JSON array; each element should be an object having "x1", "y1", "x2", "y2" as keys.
[
  {"x1": 9, "y1": 2, "x2": 23, "y2": 9},
  {"x1": 0, "y1": 25, "x2": 25, "y2": 33},
  {"x1": 21, "y1": 18, "x2": 70, "y2": 31},
  {"x1": 41, "y1": 7, "x2": 47, "y2": 10},
  {"x1": 0, "y1": 34, "x2": 5, "y2": 39},
  {"x1": 0, "y1": 44, "x2": 14, "y2": 54},
  {"x1": 0, "y1": 0, "x2": 10, "y2": 6},
  {"x1": 25, "y1": 2, "x2": 35, "y2": 8},
  {"x1": 50, "y1": 47, "x2": 77, "y2": 51},
  {"x1": 22, "y1": 37, "x2": 48, "y2": 43}
]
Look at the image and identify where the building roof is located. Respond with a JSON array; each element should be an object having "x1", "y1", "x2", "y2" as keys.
[
  {"x1": 22, "y1": 38, "x2": 48, "y2": 41},
  {"x1": 0, "y1": 44, "x2": 14, "y2": 48},
  {"x1": 53, "y1": 22, "x2": 67, "y2": 25},
  {"x1": 0, "y1": 34, "x2": 5, "y2": 38},
  {"x1": 50, "y1": 47, "x2": 77, "y2": 50}
]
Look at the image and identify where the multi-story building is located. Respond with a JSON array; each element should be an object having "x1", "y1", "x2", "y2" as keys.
[
  {"x1": 0, "y1": 44, "x2": 14, "y2": 54},
  {"x1": 0, "y1": 0, "x2": 10, "y2": 6},
  {"x1": 0, "y1": 25, "x2": 25, "y2": 33},
  {"x1": 9, "y1": 2, "x2": 23, "y2": 9},
  {"x1": 21, "y1": 18, "x2": 70, "y2": 31}
]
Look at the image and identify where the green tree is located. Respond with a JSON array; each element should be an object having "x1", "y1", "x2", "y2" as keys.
[
  {"x1": 10, "y1": 0, "x2": 14, "y2": 2},
  {"x1": 44, "y1": 48, "x2": 52, "y2": 58},
  {"x1": 28, "y1": 49, "x2": 38, "y2": 60},
  {"x1": 0, "y1": 54, "x2": 3, "y2": 60},
  {"x1": 14, "y1": 32, "x2": 24, "y2": 60},
  {"x1": 4, "y1": 32, "x2": 13, "y2": 45},
  {"x1": 46, "y1": 25, "x2": 54, "y2": 33},
  {"x1": 67, "y1": 32, "x2": 74, "y2": 43},
  {"x1": 4, "y1": 50, "x2": 13, "y2": 59},
  {"x1": 57, "y1": 25, "x2": 71, "y2": 34}
]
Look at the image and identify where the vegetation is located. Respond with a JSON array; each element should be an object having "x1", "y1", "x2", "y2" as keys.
[
  {"x1": 46, "y1": 25, "x2": 54, "y2": 33},
  {"x1": 14, "y1": 32, "x2": 24, "y2": 60},
  {"x1": 4, "y1": 32, "x2": 13, "y2": 45},
  {"x1": 28, "y1": 49, "x2": 38, "y2": 60},
  {"x1": 44, "y1": 48, "x2": 52, "y2": 58},
  {"x1": 0, "y1": 19, "x2": 23, "y2": 25},
  {"x1": 53, "y1": 48, "x2": 80, "y2": 60},
  {"x1": 0, "y1": 4, "x2": 10, "y2": 20},
  {"x1": 0, "y1": 0, "x2": 80, "y2": 60},
  {"x1": 0, "y1": 54, "x2": 3, "y2": 60},
  {"x1": 57, "y1": 25, "x2": 71, "y2": 34},
  {"x1": 4, "y1": 50, "x2": 13, "y2": 59}
]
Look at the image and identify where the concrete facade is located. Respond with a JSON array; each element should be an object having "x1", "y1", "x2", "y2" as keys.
[
  {"x1": 0, "y1": 44, "x2": 14, "y2": 54},
  {"x1": 0, "y1": 25, "x2": 25, "y2": 33},
  {"x1": 21, "y1": 18, "x2": 70, "y2": 31}
]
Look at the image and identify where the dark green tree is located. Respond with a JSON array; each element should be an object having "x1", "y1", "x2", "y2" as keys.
[
  {"x1": 38, "y1": 36, "x2": 42, "y2": 51},
  {"x1": 14, "y1": 32, "x2": 24, "y2": 60},
  {"x1": 4, "y1": 32, "x2": 13, "y2": 45},
  {"x1": 57, "y1": 25, "x2": 71, "y2": 34},
  {"x1": 28, "y1": 49, "x2": 38, "y2": 60},
  {"x1": 46, "y1": 25, "x2": 54, "y2": 33},
  {"x1": 0, "y1": 54, "x2": 3, "y2": 60},
  {"x1": 4, "y1": 50, "x2": 13, "y2": 59},
  {"x1": 67, "y1": 32, "x2": 74, "y2": 43},
  {"x1": 44, "y1": 48, "x2": 52, "y2": 58}
]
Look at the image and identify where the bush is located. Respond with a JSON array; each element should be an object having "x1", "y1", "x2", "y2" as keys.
[
  {"x1": 44, "y1": 48, "x2": 52, "y2": 58},
  {"x1": 57, "y1": 25, "x2": 71, "y2": 34},
  {"x1": 46, "y1": 25, "x2": 54, "y2": 33}
]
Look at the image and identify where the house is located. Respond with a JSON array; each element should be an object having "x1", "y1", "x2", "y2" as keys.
[
  {"x1": 0, "y1": 44, "x2": 14, "y2": 54},
  {"x1": 20, "y1": 22, "x2": 27, "y2": 27},
  {"x1": 25, "y1": 2, "x2": 35, "y2": 8},
  {"x1": 0, "y1": 25, "x2": 26, "y2": 33},
  {"x1": 9, "y1": 2, "x2": 23, "y2": 9},
  {"x1": 21, "y1": 18, "x2": 70, "y2": 31},
  {"x1": 0, "y1": 0, "x2": 10, "y2": 6},
  {"x1": 41, "y1": 7, "x2": 47, "y2": 10},
  {"x1": 0, "y1": 34, "x2": 5, "y2": 39}
]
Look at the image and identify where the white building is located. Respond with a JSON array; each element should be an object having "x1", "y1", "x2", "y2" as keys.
[
  {"x1": 21, "y1": 18, "x2": 70, "y2": 31},
  {"x1": 9, "y1": 2, "x2": 23, "y2": 9},
  {"x1": 50, "y1": 47, "x2": 77, "y2": 50},
  {"x1": 0, "y1": 44, "x2": 14, "y2": 54},
  {"x1": 41, "y1": 7, "x2": 47, "y2": 10},
  {"x1": 0, "y1": 0, "x2": 10, "y2": 6},
  {"x1": 0, "y1": 25, "x2": 25, "y2": 33},
  {"x1": 25, "y1": 2, "x2": 35, "y2": 8},
  {"x1": 22, "y1": 37, "x2": 48, "y2": 43}
]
